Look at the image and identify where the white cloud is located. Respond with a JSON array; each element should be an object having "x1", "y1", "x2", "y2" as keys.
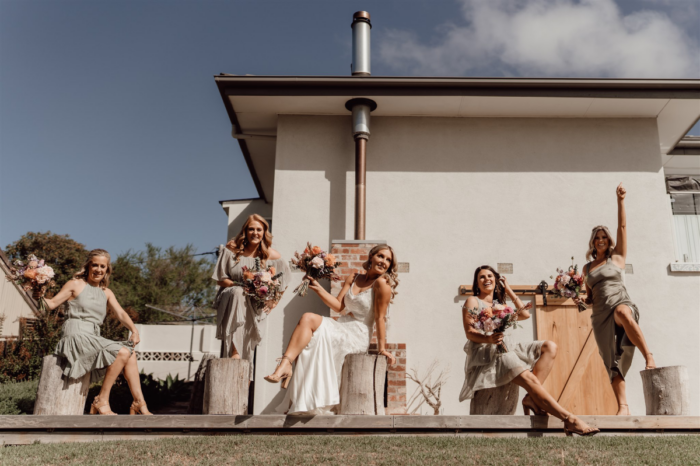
[{"x1": 378, "y1": 0, "x2": 699, "y2": 78}]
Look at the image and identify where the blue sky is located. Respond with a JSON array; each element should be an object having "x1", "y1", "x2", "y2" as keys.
[{"x1": 1, "y1": 0, "x2": 698, "y2": 257}]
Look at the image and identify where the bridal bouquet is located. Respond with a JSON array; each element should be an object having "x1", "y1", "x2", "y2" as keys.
[
  {"x1": 468, "y1": 302, "x2": 523, "y2": 354},
  {"x1": 551, "y1": 257, "x2": 587, "y2": 312},
  {"x1": 291, "y1": 243, "x2": 342, "y2": 296},
  {"x1": 236, "y1": 257, "x2": 284, "y2": 312},
  {"x1": 5, "y1": 254, "x2": 56, "y2": 311}
]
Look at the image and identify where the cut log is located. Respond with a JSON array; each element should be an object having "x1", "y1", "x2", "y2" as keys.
[
  {"x1": 470, "y1": 382, "x2": 519, "y2": 415},
  {"x1": 188, "y1": 353, "x2": 218, "y2": 414},
  {"x1": 641, "y1": 366, "x2": 689, "y2": 415},
  {"x1": 339, "y1": 353, "x2": 387, "y2": 415},
  {"x1": 203, "y1": 358, "x2": 250, "y2": 415},
  {"x1": 33, "y1": 355, "x2": 90, "y2": 415}
]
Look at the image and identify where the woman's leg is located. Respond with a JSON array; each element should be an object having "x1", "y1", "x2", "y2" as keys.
[
  {"x1": 512, "y1": 370, "x2": 598, "y2": 434},
  {"x1": 97, "y1": 347, "x2": 131, "y2": 400},
  {"x1": 611, "y1": 373, "x2": 629, "y2": 415},
  {"x1": 614, "y1": 304, "x2": 655, "y2": 368},
  {"x1": 122, "y1": 351, "x2": 146, "y2": 403},
  {"x1": 270, "y1": 312, "x2": 323, "y2": 376},
  {"x1": 531, "y1": 341, "x2": 558, "y2": 383},
  {"x1": 230, "y1": 344, "x2": 240, "y2": 359}
]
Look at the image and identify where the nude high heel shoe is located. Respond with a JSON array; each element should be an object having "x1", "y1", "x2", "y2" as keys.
[
  {"x1": 563, "y1": 414, "x2": 599, "y2": 437},
  {"x1": 90, "y1": 396, "x2": 116, "y2": 415},
  {"x1": 129, "y1": 400, "x2": 153, "y2": 415},
  {"x1": 264, "y1": 356, "x2": 293, "y2": 389},
  {"x1": 522, "y1": 394, "x2": 547, "y2": 416}
]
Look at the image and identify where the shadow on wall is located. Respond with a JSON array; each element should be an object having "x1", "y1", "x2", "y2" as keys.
[{"x1": 278, "y1": 116, "x2": 663, "y2": 173}]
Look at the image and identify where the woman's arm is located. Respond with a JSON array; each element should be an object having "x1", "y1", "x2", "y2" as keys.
[
  {"x1": 461, "y1": 296, "x2": 504, "y2": 345},
  {"x1": 614, "y1": 183, "x2": 627, "y2": 263},
  {"x1": 308, "y1": 274, "x2": 353, "y2": 313},
  {"x1": 104, "y1": 289, "x2": 140, "y2": 346},
  {"x1": 43, "y1": 279, "x2": 80, "y2": 311},
  {"x1": 500, "y1": 276, "x2": 530, "y2": 320},
  {"x1": 373, "y1": 278, "x2": 396, "y2": 365}
]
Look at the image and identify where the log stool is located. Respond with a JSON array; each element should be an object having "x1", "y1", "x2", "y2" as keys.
[
  {"x1": 203, "y1": 358, "x2": 250, "y2": 415},
  {"x1": 469, "y1": 382, "x2": 519, "y2": 415},
  {"x1": 641, "y1": 366, "x2": 689, "y2": 415},
  {"x1": 33, "y1": 355, "x2": 90, "y2": 415},
  {"x1": 188, "y1": 353, "x2": 218, "y2": 414},
  {"x1": 339, "y1": 353, "x2": 387, "y2": 415}
]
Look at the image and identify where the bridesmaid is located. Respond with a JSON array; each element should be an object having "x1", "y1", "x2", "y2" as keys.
[
  {"x1": 460, "y1": 265, "x2": 597, "y2": 436},
  {"x1": 265, "y1": 245, "x2": 398, "y2": 414},
  {"x1": 212, "y1": 214, "x2": 291, "y2": 381},
  {"x1": 46, "y1": 249, "x2": 151, "y2": 415},
  {"x1": 574, "y1": 183, "x2": 655, "y2": 415}
]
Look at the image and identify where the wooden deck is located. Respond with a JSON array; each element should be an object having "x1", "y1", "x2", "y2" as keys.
[{"x1": 1, "y1": 415, "x2": 698, "y2": 444}]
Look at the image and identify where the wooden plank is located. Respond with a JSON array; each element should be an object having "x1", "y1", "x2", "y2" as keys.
[
  {"x1": 393, "y1": 416, "x2": 462, "y2": 429},
  {"x1": 278, "y1": 415, "x2": 393, "y2": 429}
]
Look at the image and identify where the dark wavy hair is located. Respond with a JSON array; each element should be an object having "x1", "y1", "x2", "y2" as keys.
[{"x1": 472, "y1": 265, "x2": 506, "y2": 304}]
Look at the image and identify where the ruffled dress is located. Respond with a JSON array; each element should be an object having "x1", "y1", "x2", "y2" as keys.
[
  {"x1": 54, "y1": 283, "x2": 133, "y2": 384},
  {"x1": 459, "y1": 297, "x2": 543, "y2": 401},
  {"x1": 212, "y1": 247, "x2": 291, "y2": 380}
]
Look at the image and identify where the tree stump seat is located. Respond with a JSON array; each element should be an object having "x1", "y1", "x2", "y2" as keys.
[
  {"x1": 203, "y1": 358, "x2": 250, "y2": 415},
  {"x1": 339, "y1": 353, "x2": 387, "y2": 415},
  {"x1": 469, "y1": 382, "x2": 519, "y2": 415},
  {"x1": 34, "y1": 354, "x2": 90, "y2": 415},
  {"x1": 641, "y1": 366, "x2": 689, "y2": 415}
]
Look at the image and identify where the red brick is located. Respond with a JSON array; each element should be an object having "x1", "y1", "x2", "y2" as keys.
[
  {"x1": 388, "y1": 395, "x2": 406, "y2": 402},
  {"x1": 396, "y1": 358, "x2": 406, "y2": 365},
  {"x1": 388, "y1": 379, "x2": 406, "y2": 386},
  {"x1": 389, "y1": 365, "x2": 405, "y2": 372},
  {"x1": 387, "y1": 372, "x2": 405, "y2": 380},
  {"x1": 398, "y1": 343, "x2": 406, "y2": 349},
  {"x1": 350, "y1": 248, "x2": 366, "y2": 254},
  {"x1": 350, "y1": 261, "x2": 365, "y2": 268}
]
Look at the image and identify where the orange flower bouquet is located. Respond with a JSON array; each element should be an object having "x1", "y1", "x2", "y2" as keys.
[
  {"x1": 5, "y1": 254, "x2": 56, "y2": 311},
  {"x1": 291, "y1": 243, "x2": 342, "y2": 296}
]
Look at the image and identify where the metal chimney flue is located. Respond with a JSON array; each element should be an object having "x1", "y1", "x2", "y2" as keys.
[{"x1": 351, "y1": 11, "x2": 371, "y2": 76}]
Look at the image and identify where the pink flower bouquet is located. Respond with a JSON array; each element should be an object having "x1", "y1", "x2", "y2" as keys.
[
  {"x1": 236, "y1": 257, "x2": 284, "y2": 312},
  {"x1": 551, "y1": 257, "x2": 587, "y2": 312},
  {"x1": 5, "y1": 254, "x2": 56, "y2": 311},
  {"x1": 291, "y1": 243, "x2": 342, "y2": 296},
  {"x1": 468, "y1": 302, "x2": 523, "y2": 354}
]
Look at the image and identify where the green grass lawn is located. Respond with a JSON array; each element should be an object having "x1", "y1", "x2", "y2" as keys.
[{"x1": 1, "y1": 435, "x2": 699, "y2": 466}]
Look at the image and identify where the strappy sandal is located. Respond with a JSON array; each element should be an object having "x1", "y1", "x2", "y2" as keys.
[
  {"x1": 522, "y1": 394, "x2": 547, "y2": 416},
  {"x1": 264, "y1": 356, "x2": 293, "y2": 389},
  {"x1": 90, "y1": 396, "x2": 116, "y2": 415},
  {"x1": 644, "y1": 353, "x2": 656, "y2": 370},
  {"x1": 129, "y1": 400, "x2": 153, "y2": 415},
  {"x1": 563, "y1": 414, "x2": 599, "y2": 437}
]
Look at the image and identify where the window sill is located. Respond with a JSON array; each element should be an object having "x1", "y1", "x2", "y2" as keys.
[{"x1": 669, "y1": 263, "x2": 700, "y2": 272}]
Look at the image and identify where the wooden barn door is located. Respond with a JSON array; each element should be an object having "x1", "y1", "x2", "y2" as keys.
[{"x1": 533, "y1": 295, "x2": 617, "y2": 415}]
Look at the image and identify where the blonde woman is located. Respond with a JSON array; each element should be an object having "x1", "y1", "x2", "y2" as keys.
[
  {"x1": 46, "y1": 249, "x2": 151, "y2": 415},
  {"x1": 212, "y1": 214, "x2": 291, "y2": 380},
  {"x1": 461, "y1": 265, "x2": 597, "y2": 436},
  {"x1": 265, "y1": 245, "x2": 398, "y2": 415},
  {"x1": 574, "y1": 183, "x2": 655, "y2": 415}
]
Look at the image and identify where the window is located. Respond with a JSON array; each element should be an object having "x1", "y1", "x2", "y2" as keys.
[{"x1": 668, "y1": 176, "x2": 700, "y2": 263}]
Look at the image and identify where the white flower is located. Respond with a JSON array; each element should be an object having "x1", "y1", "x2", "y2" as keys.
[
  {"x1": 310, "y1": 257, "x2": 325, "y2": 269},
  {"x1": 35, "y1": 266, "x2": 55, "y2": 284},
  {"x1": 259, "y1": 272, "x2": 272, "y2": 283}
]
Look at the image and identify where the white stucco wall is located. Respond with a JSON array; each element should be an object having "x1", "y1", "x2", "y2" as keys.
[
  {"x1": 0, "y1": 264, "x2": 36, "y2": 339},
  {"x1": 249, "y1": 114, "x2": 699, "y2": 415}
]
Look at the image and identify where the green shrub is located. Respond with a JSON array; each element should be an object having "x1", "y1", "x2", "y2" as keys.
[
  {"x1": 0, "y1": 379, "x2": 38, "y2": 414},
  {"x1": 85, "y1": 373, "x2": 191, "y2": 414}
]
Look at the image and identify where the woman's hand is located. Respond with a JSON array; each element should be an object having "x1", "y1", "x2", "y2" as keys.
[
  {"x1": 499, "y1": 275, "x2": 512, "y2": 291},
  {"x1": 308, "y1": 278, "x2": 323, "y2": 293},
  {"x1": 379, "y1": 349, "x2": 396, "y2": 365},
  {"x1": 616, "y1": 183, "x2": 626, "y2": 201},
  {"x1": 262, "y1": 299, "x2": 279, "y2": 315},
  {"x1": 485, "y1": 332, "x2": 504, "y2": 346},
  {"x1": 129, "y1": 331, "x2": 140, "y2": 346}
]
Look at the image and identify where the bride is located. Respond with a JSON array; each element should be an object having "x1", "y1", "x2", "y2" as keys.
[{"x1": 265, "y1": 245, "x2": 398, "y2": 414}]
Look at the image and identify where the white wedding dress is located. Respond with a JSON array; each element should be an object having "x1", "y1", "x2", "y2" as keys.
[{"x1": 284, "y1": 277, "x2": 378, "y2": 415}]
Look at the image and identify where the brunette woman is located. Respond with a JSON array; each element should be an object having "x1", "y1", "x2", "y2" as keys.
[
  {"x1": 47, "y1": 249, "x2": 151, "y2": 415},
  {"x1": 574, "y1": 183, "x2": 655, "y2": 415},
  {"x1": 460, "y1": 265, "x2": 598, "y2": 436},
  {"x1": 212, "y1": 214, "x2": 291, "y2": 380},
  {"x1": 265, "y1": 245, "x2": 398, "y2": 414}
]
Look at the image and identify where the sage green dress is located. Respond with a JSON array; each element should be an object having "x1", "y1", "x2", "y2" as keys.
[
  {"x1": 54, "y1": 283, "x2": 133, "y2": 383},
  {"x1": 212, "y1": 247, "x2": 291, "y2": 380},
  {"x1": 585, "y1": 257, "x2": 639, "y2": 382},
  {"x1": 459, "y1": 297, "x2": 544, "y2": 401}
]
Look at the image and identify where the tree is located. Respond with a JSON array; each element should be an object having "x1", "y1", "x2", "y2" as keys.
[
  {"x1": 111, "y1": 243, "x2": 216, "y2": 323},
  {"x1": 5, "y1": 231, "x2": 88, "y2": 287}
]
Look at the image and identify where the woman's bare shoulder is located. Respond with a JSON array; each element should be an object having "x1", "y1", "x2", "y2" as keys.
[
  {"x1": 344, "y1": 273, "x2": 358, "y2": 285},
  {"x1": 267, "y1": 248, "x2": 282, "y2": 260},
  {"x1": 463, "y1": 296, "x2": 479, "y2": 310},
  {"x1": 373, "y1": 276, "x2": 391, "y2": 292}
]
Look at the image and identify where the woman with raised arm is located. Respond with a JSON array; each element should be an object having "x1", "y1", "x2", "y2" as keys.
[
  {"x1": 47, "y1": 249, "x2": 151, "y2": 415},
  {"x1": 212, "y1": 214, "x2": 291, "y2": 381},
  {"x1": 574, "y1": 183, "x2": 655, "y2": 415},
  {"x1": 265, "y1": 245, "x2": 398, "y2": 415},
  {"x1": 460, "y1": 265, "x2": 598, "y2": 436}
]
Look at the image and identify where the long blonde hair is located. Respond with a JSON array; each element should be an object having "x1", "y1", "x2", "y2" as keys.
[
  {"x1": 362, "y1": 245, "x2": 399, "y2": 302},
  {"x1": 226, "y1": 214, "x2": 273, "y2": 263},
  {"x1": 586, "y1": 225, "x2": 616, "y2": 261},
  {"x1": 73, "y1": 249, "x2": 112, "y2": 289}
]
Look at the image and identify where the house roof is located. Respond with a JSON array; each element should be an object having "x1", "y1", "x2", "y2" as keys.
[{"x1": 215, "y1": 76, "x2": 700, "y2": 202}]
